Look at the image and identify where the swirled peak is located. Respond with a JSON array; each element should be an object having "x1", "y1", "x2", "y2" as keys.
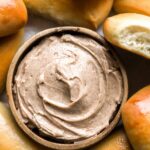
[{"x1": 14, "y1": 34, "x2": 123, "y2": 141}]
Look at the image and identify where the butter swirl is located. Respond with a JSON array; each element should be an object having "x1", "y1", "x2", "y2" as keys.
[{"x1": 14, "y1": 34, "x2": 123, "y2": 141}]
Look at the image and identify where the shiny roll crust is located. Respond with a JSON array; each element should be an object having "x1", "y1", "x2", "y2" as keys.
[
  {"x1": 13, "y1": 34, "x2": 123, "y2": 141},
  {"x1": 23, "y1": 0, "x2": 113, "y2": 29}
]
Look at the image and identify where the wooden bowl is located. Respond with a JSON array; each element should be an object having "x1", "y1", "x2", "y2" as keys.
[{"x1": 7, "y1": 27, "x2": 128, "y2": 150}]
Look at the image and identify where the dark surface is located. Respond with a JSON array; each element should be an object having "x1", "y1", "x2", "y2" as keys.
[{"x1": 114, "y1": 46, "x2": 150, "y2": 97}]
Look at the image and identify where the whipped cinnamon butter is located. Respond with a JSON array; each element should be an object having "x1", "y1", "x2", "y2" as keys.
[{"x1": 13, "y1": 34, "x2": 123, "y2": 141}]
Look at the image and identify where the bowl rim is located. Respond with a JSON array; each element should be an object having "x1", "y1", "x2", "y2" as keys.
[{"x1": 6, "y1": 26, "x2": 128, "y2": 150}]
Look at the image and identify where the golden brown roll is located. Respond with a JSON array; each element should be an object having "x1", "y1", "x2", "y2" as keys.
[
  {"x1": 92, "y1": 128, "x2": 132, "y2": 150},
  {"x1": 114, "y1": 0, "x2": 150, "y2": 16},
  {"x1": 103, "y1": 13, "x2": 150, "y2": 59},
  {"x1": 122, "y1": 85, "x2": 150, "y2": 150},
  {"x1": 23, "y1": 0, "x2": 113, "y2": 30},
  {"x1": 0, "y1": 29, "x2": 24, "y2": 94},
  {"x1": 0, "y1": 0, "x2": 27, "y2": 37},
  {"x1": 0, "y1": 102, "x2": 48, "y2": 150}
]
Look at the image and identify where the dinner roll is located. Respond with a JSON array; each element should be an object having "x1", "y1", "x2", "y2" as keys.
[
  {"x1": 103, "y1": 13, "x2": 150, "y2": 59},
  {"x1": 0, "y1": 29, "x2": 24, "y2": 94},
  {"x1": 122, "y1": 85, "x2": 150, "y2": 150},
  {"x1": 0, "y1": 102, "x2": 47, "y2": 150},
  {"x1": 0, "y1": 0, "x2": 27, "y2": 37},
  {"x1": 23, "y1": 0, "x2": 113, "y2": 30},
  {"x1": 114, "y1": 0, "x2": 150, "y2": 16},
  {"x1": 92, "y1": 128, "x2": 132, "y2": 150}
]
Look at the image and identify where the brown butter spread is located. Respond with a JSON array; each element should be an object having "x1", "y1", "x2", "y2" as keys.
[{"x1": 14, "y1": 34, "x2": 123, "y2": 141}]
